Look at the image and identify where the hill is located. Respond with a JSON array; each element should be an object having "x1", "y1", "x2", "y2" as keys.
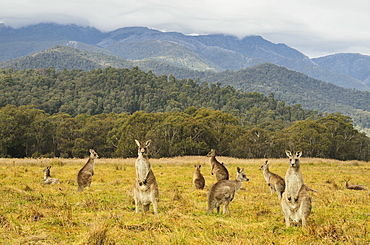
[
  {"x1": 313, "y1": 53, "x2": 370, "y2": 86},
  {"x1": 1, "y1": 23, "x2": 370, "y2": 91},
  {"x1": 0, "y1": 66, "x2": 320, "y2": 124},
  {"x1": 195, "y1": 64, "x2": 370, "y2": 131},
  {"x1": 1, "y1": 47, "x2": 370, "y2": 131}
]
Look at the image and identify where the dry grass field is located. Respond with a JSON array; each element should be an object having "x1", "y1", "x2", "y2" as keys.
[{"x1": 0, "y1": 156, "x2": 369, "y2": 244}]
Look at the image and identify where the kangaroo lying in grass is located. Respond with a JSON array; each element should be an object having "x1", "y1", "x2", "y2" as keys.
[
  {"x1": 193, "y1": 165, "x2": 205, "y2": 190},
  {"x1": 133, "y1": 140, "x2": 159, "y2": 214},
  {"x1": 207, "y1": 149, "x2": 229, "y2": 181},
  {"x1": 345, "y1": 179, "x2": 369, "y2": 191},
  {"x1": 207, "y1": 167, "x2": 249, "y2": 214},
  {"x1": 42, "y1": 166, "x2": 60, "y2": 185},
  {"x1": 281, "y1": 150, "x2": 311, "y2": 227},
  {"x1": 259, "y1": 160, "x2": 285, "y2": 199},
  {"x1": 77, "y1": 149, "x2": 99, "y2": 192}
]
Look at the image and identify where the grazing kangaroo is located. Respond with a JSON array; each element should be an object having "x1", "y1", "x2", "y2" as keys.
[
  {"x1": 193, "y1": 165, "x2": 205, "y2": 190},
  {"x1": 42, "y1": 166, "x2": 60, "y2": 185},
  {"x1": 259, "y1": 160, "x2": 285, "y2": 199},
  {"x1": 207, "y1": 149, "x2": 229, "y2": 181},
  {"x1": 77, "y1": 149, "x2": 99, "y2": 192},
  {"x1": 133, "y1": 140, "x2": 159, "y2": 214},
  {"x1": 345, "y1": 179, "x2": 369, "y2": 191},
  {"x1": 207, "y1": 167, "x2": 249, "y2": 214},
  {"x1": 281, "y1": 150, "x2": 311, "y2": 227}
]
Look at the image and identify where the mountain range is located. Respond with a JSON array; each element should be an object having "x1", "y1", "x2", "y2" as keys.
[
  {"x1": 1, "y1": 23, "x2": 370, "y2": 91},
  {"x1": 1, "y1": 23, "x2": 370, "y2": 133}
]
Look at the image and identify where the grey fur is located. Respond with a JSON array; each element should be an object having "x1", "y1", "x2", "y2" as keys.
[
  {"x1": 207, "y1": 149, "x2": 229, "y2": 181},
  {"x1": 280, "y1": 150, "x2": 311, "y2": 227},
  {"x1": 42, "y1": 166, "x2": 60, "y2": 185},
  {"x1": 77, "y1": 149, "x2": 98, "y2": 192},
  {"x1": 133, "y1": 140, "x2": 159, "y2": 214},
  {"x1": 345, "y1": 179, "x2": 369, "y2": 191},
  {"x1": 207, "y1": 167, "x2": 249, "y2": 214},
  {"x1": 193, "y1": 165, "x2": 205, "y2": 190},
  {"x1": 259, "y1": 160, "x2": 285, "y2": 199}
]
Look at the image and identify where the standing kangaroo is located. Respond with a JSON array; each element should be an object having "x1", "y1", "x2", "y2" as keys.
[
  {"x1": 133, "y1": 140, "x2": 159, "y2": 214},
  {"x1": 42, "y1": 166, "x2": 60, "y2": 185},
  {"x1": 77, "y1": 149, "x2": 99, "y2": 192},
  {"x1": 284, "y1": 150, "x2": 304, "y2": 203},
  {"x1": 193, "y1": 165, "x2": 205, "y2": 190},
  {"x1": 281, "y1": 150, "x2": 311, "y2": 227},
  {"x1": 207, "y1": 149, "x2": 229, "y2": 181},
  {"x1": 207, "y1": 167, "x2": 249, "y2": 214},
  {"x1": 259, "y1": 160, "x2": 285, "y2": 199}
]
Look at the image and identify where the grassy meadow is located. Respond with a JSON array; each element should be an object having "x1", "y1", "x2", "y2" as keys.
[{"x1": 0, "y1": 156, "x2": 369, "y2": 244}]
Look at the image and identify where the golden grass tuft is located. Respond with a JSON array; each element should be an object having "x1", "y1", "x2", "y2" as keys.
[{"x1": 0, "y1": 156, "x2": 369, "y2": 244}]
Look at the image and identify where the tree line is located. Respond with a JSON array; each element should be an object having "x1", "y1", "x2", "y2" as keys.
[{"x1": 1, "y1": 105, "x2": 369, "y2": 160}]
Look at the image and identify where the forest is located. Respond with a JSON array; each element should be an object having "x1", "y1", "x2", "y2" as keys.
[
  {"x1": 0, "y1": 104, "x2": 369, "y2": 160},
  {"x1": 0, "y1": 66, "x2": 369, "y2": 160}
]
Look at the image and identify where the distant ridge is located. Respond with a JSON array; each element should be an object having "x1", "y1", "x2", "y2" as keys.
[
  {"x1": 1, "y1": 23, "x2": 370, "y2": 91},
  {"x1": 1, "y1": 46, "x2": 370, "y2": 132}
]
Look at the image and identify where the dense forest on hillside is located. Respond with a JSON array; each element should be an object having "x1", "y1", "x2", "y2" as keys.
[
  {"x1": 1, "y1": 66, "x2": 369, "y2": 160},
  {"x1": 2, "y1": 47, "x2": 370, "y2": 132},
  {"x1": 1, "y1": 105, "x2": 369, "y2": 160},
  {"x1": 194, "y1": 64, "x2": 370, "y2": 131},
  {"x1": 0, "y1": 66, "x2": 320, "y2": 125}
]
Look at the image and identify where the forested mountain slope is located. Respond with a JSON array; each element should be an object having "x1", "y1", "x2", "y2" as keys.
[
  {"x1": 1, "y1": 23, "x2": 369, "y2": 90},
  {"x1": 313, "y1": 53, "x2": 370, "y2": 86},
  {"x1": 1, "y1": 66, "x2": 369, "y2": 160},
  {"x1": 0, "y1": 66, "x2": 319, "y2": 126},
  {"x1": 1, "y1": 48, "x2": 370, "y2": 131},
  {"x1": 193, "y1": 64, "x2": 370, "y2": 131}
]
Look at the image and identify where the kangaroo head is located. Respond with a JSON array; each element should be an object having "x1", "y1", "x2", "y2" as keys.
[
  {"x1": 207, "y1": 149, "x2": 216, "y2": 157},
  {"x1": 135, "y1": 139, "x2": 151, "y2": 156},
  {"x1": 43, "y1": 166, "x2": 51, "y2": 174},
  {"x1": 89, "y1": 149, "x2": 99, "y2": 159},
  {"x1": 236, "y1": 167, "x2": 249, "y2": 182},
  {"x1": 259, "y1": 160, "x2": 269, "y2": 170},
  {"x1": 285, "y1": 150, "x2": 302, "y2": 168}
]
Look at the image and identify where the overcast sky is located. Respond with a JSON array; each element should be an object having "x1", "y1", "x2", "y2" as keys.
[{"x1": 1, "y1": 0, "x2": 370, "y2": 58}]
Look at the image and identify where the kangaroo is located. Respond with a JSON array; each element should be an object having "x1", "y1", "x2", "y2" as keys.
[
  {"x1": 207, "y1": 149, "x2": 229, "y2": 181},
  {"x1": 345, "y1": 179, "x2": 369, "y2": 191},
  {"x1": 77, "y1": 149, "x2": 99, "y2": 192},
  {"x1": 281, "y1": 184, "x2": 312, "y2": 227},
  {"x1": 284, "y1": 150, "x2": 304, "y2": 203},
  {"x1": 207, "y1": 167, "x2": 249, "y2": 214},
  {"x1": 133, "y1": 140, "x2": 159, "y2": 214},
  {"x1": 281, "y1": 150, "x2": 311, "y2": 227},
  {"x1": 259, "y1": 160, "x2": 285, "y2": 199},
  {"x1": 42, "y1": 166, "x2": 60, "y2": 185},
  {"x1": 193, "y1": 165, "x2": 205, "y2": 190}
]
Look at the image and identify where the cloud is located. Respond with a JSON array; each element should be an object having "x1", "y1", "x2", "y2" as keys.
[{"x1": 1, "y1": 0, "x2": 370, "y2": 57}]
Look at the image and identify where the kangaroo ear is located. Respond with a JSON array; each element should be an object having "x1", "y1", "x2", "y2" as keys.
[
  {"x1": 135, "y1": 139, "x2": 140, "y2": 147},
  {"x1": 296, "y1": 151, "x2": 302, "y2": 157},
  {"x1": 285, "y1": 150, "x2": 292, "y2": 157},
  {"x1": 145, "y1": 140, "x2": 151, "y2": 147},
  {"x1": 237, "y1": 167, "x2": 241, "y2": 172}
]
